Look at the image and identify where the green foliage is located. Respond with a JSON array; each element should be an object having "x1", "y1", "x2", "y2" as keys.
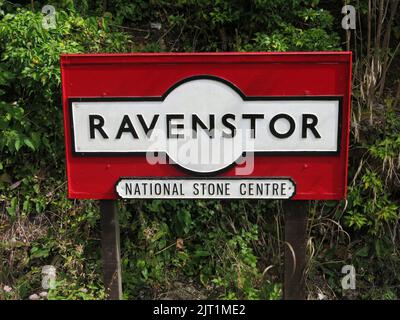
[
  {"x1": 0, "y1": 9, "x2": 130, "y2": 99},
  {"x1": 345, "y1": 110, "x2": 400, "y2": 235},
  {"x1": 39, "y1": 0, "x2": 340, "y2": 52},
  {"x1": 368, "y1": 111, "x2": 400, "y2": 162},
  {"x1": 0, "y1": 8, "x2": 132, "y2": 170},
  {"x1": 47, "y1": 278, "x2": 106, "y2": 300},
  {"x1": 313, "y1": 95, "x2": 399, "y2": 299},
  {"x1": 0, "y1": 6, "x2": 132, "y2": 300},
  {"x1": 118, "y1": 199, "x2": 282, "y2": 299}
]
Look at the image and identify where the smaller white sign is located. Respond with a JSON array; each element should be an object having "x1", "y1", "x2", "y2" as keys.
[{"x1": 116, "y1": 178, "x2": 296, "y2": 199}]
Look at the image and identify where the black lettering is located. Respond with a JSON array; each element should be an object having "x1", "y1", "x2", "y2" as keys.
[
  {"x1": 239, "y1": 183, "x2": 246, "y2": 195},
  {"x1": 225, "y1": 183, "x2": 230, "y2": 195},
  {"x1": 163, "y1": 183, "x2": 170, "y2": 195},
  {"x1": 242, "y1": 114, "x2": 264, "y2": 138},
  {"x1": 166, "y1": 114, "x2": 184, "y2": 139},
  {"x1": 269, "y1": 114, "x2": 295, "y2": 139},
  {"x1": 116, "y1": 115, "x2": 138, "y2": 139},
  {"x1": 154, "y1": 183, "x2": 161, "y2": 195},
  {"x1": 142, "y1": 183, "x2": 147, "y2": 195},
  {"x1": 222, "y1": 114, "x2": 236, "y2": 138},
  {"x1": 89, "y1": 115, "x2": 108, "y2": 139},
  {"x1": 207, "y1": 183, "x2": 214, "y2": 195},
  {"x1": 179, "y1": 183, "x2": 184, "y2": 195},
  {"x1": 125, "y1": 183, "x2": 132, "y2": 195},
  {"x1": 302, "y1": 114, "x2": 321, "y2": 138},
  {"x1": 248, "y1": 183, "x2": 254, "y2": 195},
  {"x1": 272, "y1": 183, "x2": 279, "y2": 195},
  {"x1": 134, "y1": 184, "x2": 140, "y2": 195},
  {"x1": 192, "y1": 114, "x2": 215, "y2": 138},
  {"x1": 137, "y1": 114, "x2": 159, "y2": 137},
  {"x1": 172, "y1": 184, "x2": 179, "y2": 195},
  {"x1": 280, "y1": 183, "x2": 287, "y2": 196},
  {"x1": 193, "y1": 183, "x2": 199, "y2": 196}
]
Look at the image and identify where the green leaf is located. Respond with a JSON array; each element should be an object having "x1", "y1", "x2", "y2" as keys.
[
  {"x1": 6, "y1": 197, "x2": 18, "y2": 218},
  {"x1": 194, "y1": 250, "x2": 209, "y2": 257},
  {"x1": 30, "y1": 246, "x2": 50, "y2": 259},
  {"x1": 355, "y1": 246, "x2": 369, "y2": 258},
  {"x1": 24, "y1": 138, "x2": 35, "y2": 150},
  {"x1": 14, "y1": 138, "x2": 22, "y2": 151}
]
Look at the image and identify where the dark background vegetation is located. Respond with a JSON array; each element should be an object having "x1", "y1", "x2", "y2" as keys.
[{"x1": 0, "y1": 0, "x2": 399, "y2": 300}]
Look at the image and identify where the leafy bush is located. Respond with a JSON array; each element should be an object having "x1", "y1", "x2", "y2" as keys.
[
  {"x1": 0, "y1": 6, "x2": 131, "y2": 299},
  {"x1": 0, "y1": 8, "x2": 132, "y2": 203}
]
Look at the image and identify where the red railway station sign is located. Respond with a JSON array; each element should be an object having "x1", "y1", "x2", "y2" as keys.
[{"x1": 60, "y1": 52, "x2": 352, "y2": 200}]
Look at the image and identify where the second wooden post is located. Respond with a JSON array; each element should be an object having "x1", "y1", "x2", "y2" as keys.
[{"x1": 283, "y1": 200, "x2": 308, "y2": 300}]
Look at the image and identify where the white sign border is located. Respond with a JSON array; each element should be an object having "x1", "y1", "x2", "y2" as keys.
[{"x1": 115, "y1": 176, "x2": 297, "y2": 200}]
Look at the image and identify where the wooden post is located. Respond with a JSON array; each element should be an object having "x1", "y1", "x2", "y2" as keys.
[
  {"x1": 100, "y1": 200, "x2": 122, "y2": 300},
  {"x1": 283, "y1": 200, "x2": 308, "y2": 300}
]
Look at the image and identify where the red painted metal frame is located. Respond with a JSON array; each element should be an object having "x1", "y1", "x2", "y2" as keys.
[{"x1": 60, "y1": 52, "x2": 352, "y2": 200}]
